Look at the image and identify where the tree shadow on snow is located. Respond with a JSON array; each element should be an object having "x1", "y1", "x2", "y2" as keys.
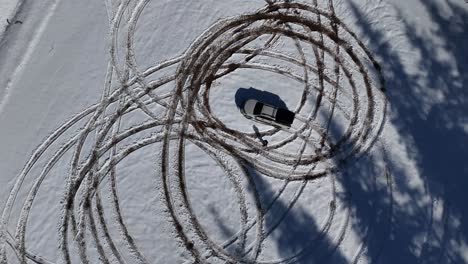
[
  {"x1": 240, "y1": 164, "x2": 349, "y2": 263},
  {"x1": 209, "y1": 1, "x2": 467, "y2": 262},
  {"x1": 343, "y1": 0, "x2": 468, "y2": 263}
]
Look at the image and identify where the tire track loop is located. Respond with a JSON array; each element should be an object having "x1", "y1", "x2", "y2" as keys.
[
  {"x1": 190, "y1": 24, "x2": 354, "y2": 177},
  {"x1": 109, "y1": 0, "x2": 160, "y2": 121},
  {"x1": 57, "y1": 61, "x2": 182, "y2": 263},
  {"x1": 172, "y1": 2, "x2": 378, "y2": 261},
  {"x1": 5, "y1": 230, "x2": 54, "y2": 264},
  {"x1": 90, "y1": 18, "x2": 127, "y2": 261},
  {"x1": 60, "y1": 1, "x2": 134, "y2": 260},
  {"x1": 242, "y1": 23, "x2": 330, "y2": 259},
  {"x1": 182, "y1": 1, "x2": 384, "y2": 262},
  {"x1": 188, "y1": 3, "x2": 382, "y2": 171},
  {"x1": 77, "y1": 40, "x2": 124, "y2": 264},
  {"x1": 93, "y1": 187, "x2": 126, "y2": 264},
  {"x1": 239, "y1": 47, "x2": 340, "y2": 264},
  {"x1": 92, "y1": 3, "x2": 130, "y2": 258},
  {"x1": 319, "y1": 0, "x2": 341, "y2": 150},
  {"x1": 212, "y1": 20, "x2": 330, "y2": 258},
  {"x1": 83, "y1": 1, "x2": 149, "y2": 260},
  {"x1": 11, "y1": 112, "x2": 180, "y2": 262},
  {"x1": 310, "y1": 0, "x2": 327, "y2": 120},
  {"x1": 2, "y1": 56, "x2": 179, "y2": 264},
  {"x1": 1, "y1": 1, "x2": 388, "y2": 263},
  {"x1": 187, "y1": 142, "x2": 254, "y2": 263},
  {"x1": 314, "y1": 1, "x2": 353, "y2": 261},
  {"x1": 73, "y1": 80, "x2": 117, "y2": 264},
  {"x1": 157, "y1": 10, "x2": 286, "y2": 261},
  {"x1": 256, "y1": 4, "x2": 346, "y2": 261}
]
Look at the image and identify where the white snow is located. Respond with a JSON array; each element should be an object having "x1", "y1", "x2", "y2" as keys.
[
  {"x1": 0, "y1": 0, "x2": 22, "y2": 41},
  {"x1": 1, "y1": 0, "x2": 467, "y2": 263}
]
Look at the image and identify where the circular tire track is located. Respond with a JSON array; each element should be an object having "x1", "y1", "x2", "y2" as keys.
[{"x1": 0, "y1": 1, "x2": 395, "y2": 264}]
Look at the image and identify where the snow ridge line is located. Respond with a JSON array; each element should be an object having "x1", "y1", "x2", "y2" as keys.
[
  {"x1": 0, "y1": 0, "x2": 62, "y2": 115},
  {"x1": 0, "y1": 0, "x2": 25, "y2": 45}
]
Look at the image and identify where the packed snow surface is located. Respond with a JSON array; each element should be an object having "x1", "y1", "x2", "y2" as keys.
[{"x1": 0, "y1": 0, "x2": 467, "y2": 263}]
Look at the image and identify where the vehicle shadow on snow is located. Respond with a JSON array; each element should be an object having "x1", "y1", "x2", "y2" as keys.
[{"x1": 344, "y1": 0, "x2": 468, "y2": 263}]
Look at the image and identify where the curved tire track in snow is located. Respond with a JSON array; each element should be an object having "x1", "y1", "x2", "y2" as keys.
[{"x1": 0, "y1": 1, "x2": 392, "y2": 263}]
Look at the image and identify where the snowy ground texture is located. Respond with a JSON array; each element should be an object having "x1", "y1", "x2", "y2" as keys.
[{"x1": 0, "y1": 0, "x2": 467, "y2": 263}]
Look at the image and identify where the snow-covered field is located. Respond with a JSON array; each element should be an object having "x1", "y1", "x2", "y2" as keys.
[{"x1": 0, "y1": 0, "x2": 467, "y2": 263}]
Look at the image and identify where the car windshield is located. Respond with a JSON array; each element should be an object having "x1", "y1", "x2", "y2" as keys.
[{"x1": 253, "y1": 102, "x2": 263, "y2": 115}]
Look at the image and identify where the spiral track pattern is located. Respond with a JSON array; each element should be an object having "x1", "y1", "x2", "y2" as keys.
[{"x1": 0, "y1": 0, "x2": 391, "y2": 263}]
